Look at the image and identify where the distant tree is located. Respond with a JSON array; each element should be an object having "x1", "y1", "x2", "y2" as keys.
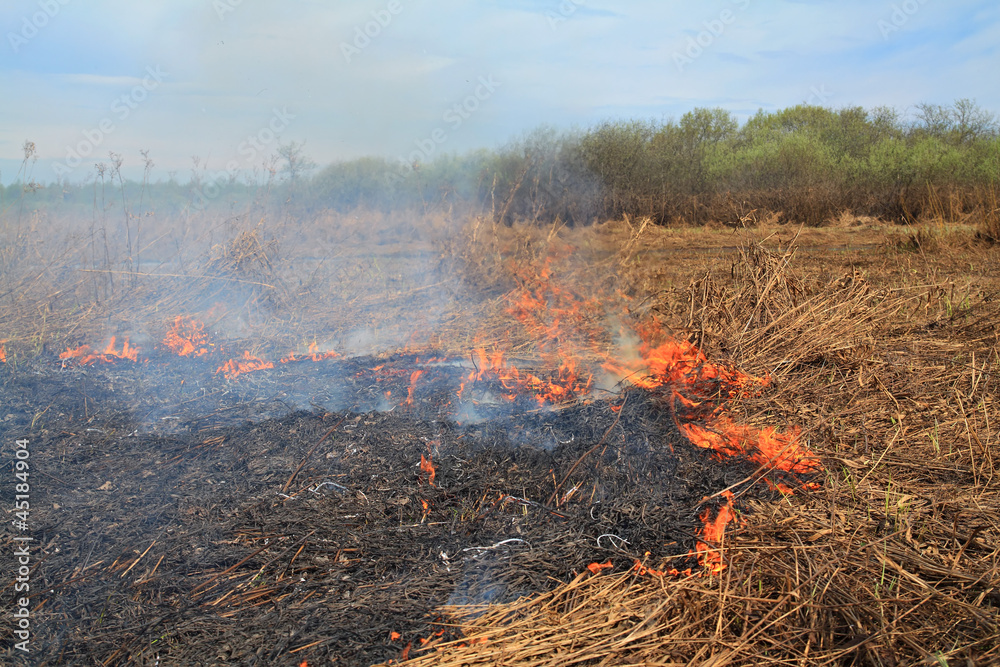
[
  {"x1": 913, "y1": 102, "x2": 954, "y2": 138},
  {"x1": 310, "y1": 157, "x2": 392, "y2": 211},
  {"x1": 868, "y1": 105, "x2": 903, "y2": 141},
  {"x1": 913, "y1": 99, "x2": 998, "y2": 144},
  {"x1": 951, "y1": 98, "x2": 997, "y2": 143},
  {"x1": 678, "y1": 107, "x2": 737, "y2": 145},
  {"x1": 277, "y1": 142, "x2": 317, "y2": 184}
]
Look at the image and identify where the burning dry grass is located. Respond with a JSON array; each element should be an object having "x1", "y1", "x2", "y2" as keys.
[
  {"x1": 380, "y1": 226, "x2": 999, "y2": 665},
  {"x1": 1, "y1": 204, "x2": 997, "y2": 665}
]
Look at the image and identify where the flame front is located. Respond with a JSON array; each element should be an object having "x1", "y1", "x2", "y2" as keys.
[
  {"x1": 460, "y1": 347, "x2": 592, "y2": 406},
  {"x1": 46, "y1": 282, "x2": 818, "y2": 481},
  {"x1": 406, "y1": 370, "x2": 425, "y2": 406},
  {"x1": 586, "y1": 560, "x2": 613, "y2": 575},
  {"x1": 280, "y1": 341, "x2": 339, "y2": 363},
  {"x1": 216, "y1": 351, "x2": 274, "y2": 379},
  {"x1": 59, "y1": 336, "x2": 139, "y2": 366},
  {"x1": 162, "y1": 316, "x2": 210, "y2": 357},
  {"x1": 603, "y1": 323, "x2": 819, "y2": 477}
]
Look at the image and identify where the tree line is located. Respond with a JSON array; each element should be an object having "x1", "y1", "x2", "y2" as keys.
[{"x1": 6, "y1": 99, "x2": 999, "y2": 226}]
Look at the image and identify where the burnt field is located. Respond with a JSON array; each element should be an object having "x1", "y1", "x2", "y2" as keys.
[
  {"x1": 1, "y1": 212, "x2": 998, "y2": 665},
  {"x1": 0, "y1": 349, "x2": 789, "y2": 665}
]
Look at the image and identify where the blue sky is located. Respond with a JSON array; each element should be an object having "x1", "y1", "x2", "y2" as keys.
[{"x1": 1, "y1": 0, "x2": 998, "y2": 184}]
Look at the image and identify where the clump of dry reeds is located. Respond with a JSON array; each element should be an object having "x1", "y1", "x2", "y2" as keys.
[
  {"x1": 203, "y1": 224, "x2": 287, "y2": 314},
  {"x1": 713, "y1": 236, "x2": 893, "y2": 374}
]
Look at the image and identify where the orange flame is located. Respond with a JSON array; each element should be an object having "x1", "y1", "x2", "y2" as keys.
[
  {"x1": 499, "y1": 256, "x2": 605, "y2": 404},
  {"x1": 632, "y1": 559, "x2": 688, "y2": 578},
  {"x1": 680, "y1": 420, "x2": 817, "y2": 475},
  {"x1": 586, "y1": 560, "x2": 613, "y2": 575},
  {"x1": 418, "y1": 628, "x2": 447, "y2": 649},
  {"x1": 601, "y1": 323, "x2": 819, "y2": 478},
  {"x1": 59, "y1": 336, "x2": 139, "y2": 366},
  {"x1": 280, "y1": 341, "x2": 339, "y2": 363},
  {"x1": 420, "y1": 454, "x2": 436, "y2": 487},
  {"x1": 162, "y1": 316, "x2": 209, "y2": 357},
  {"x1": 459, "y1": 258, "x2": 819, "y2": 488},
  {"x1": 215, "y1": 351, "x2": 274, "y2": 379},
  {"x1": 460, "y1": 347, "x2": 592, "y2": 406},
  {"x1": 695, "y1": 490, "x2": 736, "y2": 575},
  {"x1": 0, "y1": 344, "x2": 6, "y2": 363},
  {"x1": 406, "y1": 370, "x2": 424, "y2": 406}
]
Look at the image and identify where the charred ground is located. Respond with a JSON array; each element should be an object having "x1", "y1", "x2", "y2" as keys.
[{"x1": 0, "y1": 351, "x2": 774, "y2": 665}]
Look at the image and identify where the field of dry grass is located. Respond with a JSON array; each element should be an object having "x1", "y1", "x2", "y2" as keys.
[{"x1": 1, "y1": 205, "x2": 997, "y2": 665}]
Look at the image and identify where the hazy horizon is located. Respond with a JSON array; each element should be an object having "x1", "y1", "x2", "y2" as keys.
[{"x1": 3, "y1": 0, "x2": 999, "y2": 185}]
